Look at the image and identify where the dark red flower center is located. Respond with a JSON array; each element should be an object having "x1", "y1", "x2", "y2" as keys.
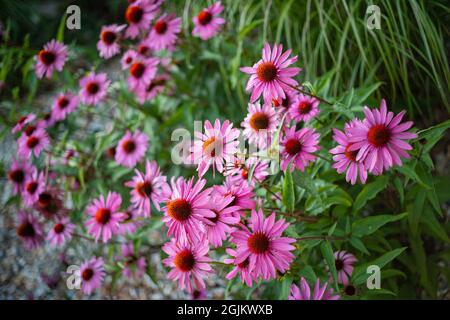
[
  {"x1": 208, "y1": 210, "x2": 220, "y2": 224},
  {"x1": 202, "y1": 137, "x2": 219, "y2": 157},
  {"x1": 17, "y1": 222, "x2": 35, "y2": 238},
  {"x1": 9, "y1": 169, "x2": 25, "y2": 183},
  {"x1": 95, "y1": 208, "x2": 111, "y2": 225},
  {"x1": 130, "y1": 62, "x2": 146, "y2": 79},
  {"x1": 298, "y1": 101, "x2": 312, "y2": 114},
  {"x1": 241, "y1": 169, "x2": 248, "y2": 180},
  {"x1": 126, "y1": 6, "x2": 143, "y2": 23},
  {"x1": 285, "y1": 139, "x2": 302, "y2": 156},
  {"x1": 27, "y1": 136, "x2": 40, "y2": 149},
  {"x1": 344, "y1": 143, "x2": 358, "y2": 162},
  {"x1": 238, "y1": 258, "x2": 250, "y2": 269},
  {"x1": 138, "y1": 44, "x2": 150, "y2": 55},
  {"x1": 167, "y1": 199, "x2": 191, "y2": 221},
  {"x1": 125, "y1": 57, "x2": 133, "y2": 64},
  {"x1": 25, "y1": 125, "x2": 36, "y2": 136},
  {"x1": 38, "y1": 192, "x2": 52, "y2": 207},
  {"x1": 39, "y1": 50, "x2": 56, "y2": 65},
  {"x1": 81, "y1": 268, "x2": 94, "y2": 281},
  {"x1": 146, "y1": 78, "x2": 166, "y2": 92},
  {"x1": 17, "y1": 116, "x2": 28, "y2": 125},
  {"x1": 335, "y1": 258, "x2": 344, "y2": 271},
  {"x1": 86, "y1": 82, "x2": 100, "y2": 95},
  {"x1": 26, "y1": 181, "x2": 38, "y2": 194},
  {"x1": 136, "y1": 181, "x2": 152, "y2": 197},
  {"x1": 344, "y1": 285, "x2": 356, "y2": 296},
  {"x1": 101, "y1": 30, "x2": 117, "y2": 45},
  {"x1": 247, "y1": 231, "x2": 270, "y2": 254},
  {"x1": 107, "y1": 146, "x2": 116, "y2": 158},
  {"x1": 249, "y1": 112, "x2": 269, "y2": 130},
  {"x1": 154, "y1": 20, "x2": 168, "y2": 34},
  {"x1": 256, "y1": 62, "x2": 277, "y2": 82},
  {"x1": 53, "y1": 223, "x2": 65, "y2": 234},
  {"x1": 368, "y1": 124, "x2": 391, "y2": 147},
  {"x1": 174, "y1": 249, "x2": 195, "y2": 272},
  {"x1": 58, "y1": 97, "x2": 70, "y2": 109},
  {"x1": 198, "y1": 10, "x2": 212, "y2": 26},
  {"x1": 121, "y1": 139, "x2": 136, "y2": 154}
]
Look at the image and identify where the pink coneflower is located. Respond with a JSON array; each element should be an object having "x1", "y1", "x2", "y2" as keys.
[
  {"x1": 16, "y1": 211, "x2": 43, "y2": 250},
  {"x1": 224, "y1": 248, "x2": 254, "y2": 287},
  {"x1": 118, "y1": 207, "x2": 142, "y2": 235},
  {"x1": 280, "y1": 127, "x2": 320, "y2": 172},
  {"x1": 192, "y1": 1, "x2": 225, "y2": 40},
  {"x1": 225, "y1": 157, "x2": 269, "y2": 187},
  {"x1": 146, "y1": 13, "x2": 181, "y2": 51},
  {"x1": 121, "y1": 49, "x2": 138, "y2": 70},
  {"x1": 35, "y1": 40, "x2": 68, "y2": 79},
  {"x1": 240, "y1": 43, "x2": 301, "y2": 105},
  {"x1": 51, "y1": 92, "x2": 79, "y2": 121},
  {"x1": 127, "y1": 57, "x2": 159, "y2": 91},
  {"x1": 7, "y1": 159, "x2": 34, "y2": 194},
  {"x1": 80, "y1": 257, "x2": 105, "y2": 295},
  {"x1": 272, "y1": 89, "x2": 297, "y2": 122},
  {"x1": 79, "y1": 72, "x2": 110, "y2": 106},
  {"x1": 213, "y1": 176, "x2": 256, "y2": 214},
  {"x1": 35, "y1": 188, "x2": 64, "y2": 219},
  {"x1": 37, "y1": 112, "x2": 56, "y2": 128},
  {"x1": 162, "y1": 177, "x2": 215, "y2": 244},
  {"x1": 191, "y1": 119, "x2": 240, "y2": 177},
  {"x1": 162, "y1": 237, "x2": 212, "y2": 293},
  {"x1": 333, "y1": 250, "x2": 357, "y2": 285},
  {"x1": 137, "y1": 40, "x2": 153, "y2": 57},
  {"x1": 120, "y1": 243, "x2": 147, "y2": 279},
  {"x1": 85, "y1": 192, "x2": 123, "y2": 243},
  {"x1": 290, "y1": 277, "x2": 340, "y2": 300},
  {"x1": 288, "y1": 93, "x2": 320, "y2": 123},
  {"x1": 97, "y1": 24, "x2": 126, "y2": 59},
  {"x1": 205, "y1": 195, "x2": 240, "y2": 248},
  {"x1": 12, "y1": 114, "x2": 36, "y2": 133},
  {"x1": 330, "y1": 125, "x2": 368, "y2": 185},
  {"x1": 125, "y1": 160, "x2": 170, "y2": 217},
  {"x1": 124, "y1": 0, "x2": 160, "y2": 39},
  {"x1": 347, "y1": 99, "x2": 417, "y2": 174},
  {"x1": 22, "y1": 170, "x2": 45, "y2": 207},
  {"x1": 135, "y1": 73, "x2": 169, "y2": 104},
  {"x1": 46, "y1": 217, "x2": 75, "y2": 247},
  {"x1": 115, "y1": 130, "x2": 149, "y2": 168},
  {"x1": 17, "y1": 128, "x2": 50, "y2": 159},
  {"x1": 230, "y1": 209, "x2": 296, "y2": 281},
  {"x1": 241, "y1": 102, "x2": 278, "y2": 148},
  {"x1": 191, "y1": 288, "x2": 207, "y2": 300}
]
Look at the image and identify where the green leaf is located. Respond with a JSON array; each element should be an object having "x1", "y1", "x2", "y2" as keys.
[
  {"x1": 320, "y1": 241, "x2": 338, "y2": 291},
  {"x1": 279, "y1": 277, "x2": 293, "y2": 300},
  {"x1": 395, "y1": 165, "x2": 430, "y2": 189},
  {"x1": 421, "y1": 207, "x2": 450, "y2": 243},
  {"x1": 407, "y1": 187, "x2": 426, "y2": 235},
  {"x1": 283, "y1": 167, "x2": 295, "y2": 212},
  {"x1": 56, "y1": 12, "x2": 68, "y2": 43},
  {"x1": 349, "y1": 237, "x2": 370, "y2": 255},
  {"x1": 352, "y1": 212, "x2": 408, "y2": 237},
  {"x1": 352, "y1": 176, "x2": 389, "y2": 213}
]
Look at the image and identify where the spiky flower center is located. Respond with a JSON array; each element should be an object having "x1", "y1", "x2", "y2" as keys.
[
  {"x1": 335, "y1": 258, "x2": 344, "y2": 271},
  {"x1": 101, "y1": 31, "x2": 117, "y2": 45},
  {"x1": 130, "y1": 62, "x2": 146, "y2": 79},
  {"x1": 126, "y1": 6, "x2": 143, "y2": 23},
  {"x1": 26, "y1": 181, "x2": 38, "y2": 194},
  {"x1": 53, "y1": 223, "x2": 65, "y2": 234},
  {"x1": 26, "y1": 136, "x2": 40, "y2": 149},
  {"x1": 95, "y1": 208, "x2": 111, "y2": 225},
  {"x1": 249, "y1": 112, "x2": 269, "y2": 130},
  {"x1": 174, "y1": 249, "x2": 195, "y2": 272},
  {"x1": 247, "y1": 231, "x2": 270, "y2": 254},
  {"x1": 238, "y1": 258, "x2": 250, "y2": 269},
  {"x1": 154, "y1": 20, "x2": 168, "y2": 34},
  {"x1": 39, "y1": 50, "x2": 56, "y2": 65},
  {"x1": 122, "y1": 139, "x2": 136, "y2": 154},
  {"x1": 256, "y1": 62, "x2": 277, "y2": 82},
  {"x1": 344, "y1": 285, "x2": 356, "y2": 296},
  {"x1": 198, "y1": 10, "x2": 212, "y2": 25},
  {"x1": 17, "y1": 222, "x2": 35, "y2": 238},
  {"x1": 136, "y1": 181, "x2": 152, "y2": 197},
  {"x1": 167, "y1": 199, "x2": 191, "y2": 221},
  {"x1": 368, "y1": 124, "x2": 391, "y2": 147},
  {"x1": 285, "y1": 139, "x2": 302, "y2": 156},
  {"x1": 344, "y1": 144, "x2": 358, "y2": 162},
  {"x1": 58, "y1": 97, "x2": 70, "y2": 109},
  {"x1": 25, "y1": 125, "x2": 36, "y2": 136},
  {"x1": 298, "y1": 101, "x2": 312, "y2": 114},
  {"x1": 86, "y1": 82, "x2": 100, "y2": 95},
  {"x1": 81, "y1": 268, "x2": 94, "y2": 281},
  {"x1": 9, "y1": 169, "x2": 25, "y2": 183}
]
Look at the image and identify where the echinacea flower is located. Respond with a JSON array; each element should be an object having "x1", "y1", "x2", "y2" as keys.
[
  {"x1": 80, "y1": 257, "x2": 105, "y2": 295},
  {"x1": 79, "y1": 72, "x2": 110, "y2": 106},
  {"x1": 333, "y1": 250, "x2": 357, "y2": 285},
  {"x1": 35, "y1": 188, "x2": 64, "y2": 219},
  {"x1": 230, "y1": 209, "x2": 296, "y2": 281},
  {"x1": 97, "y1": 24, "x2": 126, "y2": 59},
  {"x1": 288, "y1": 93, "x2": 320, "y2": 123},
  {"x1": 191, "y1": 288, "x2": 207, "y2": 300},
  {"x1": 47, "y1": 217, "x2": 75, "y2": 247},
  {"x1": 124, "y1": 0, "x2": 161, "y2": 39},
  {"x1": 115, "y1": 130, "x2": 149, "y2": 168},
  {"x1": 225, "y1": 157, "x2": 269, "y2": 187},
  {"x1": 85, "y1": 192, "x2": 123, "y2": 243},
  {"x1": 51, "y1": 92, "x2": 79, "y2": 122},
  {"x1": 330, "y1": 124, "x2": 368, "y2": 185},
  {"x1": 12, "y1": 114, "x2": 36, "y2": 134},
  {"x1": 192, "y1": 1, "x2": 225, "y2": 40},
  {"x1": 224, "y1": 248, "x2": 254, "y2": 287},
  {"x1": 213, "y1": 176, "x2": 256, "y2": 214},
  {"x1": 118, "y1": 207, "x2": 142, "y2": 235},
  {"x1": 290, "y1": 277, "x2": 340, "y2": 300},
  {"x1": 146, "y1": 13, "x2": 181, "y2": 51},
  {"x1": 16, "y1": 211, "x2": 43, "y2": 250},
  {"x1": 35, "y1": 40, "x2": 68, "y2": 79},
  {"x1": 280, "y1": 127, "x2": 320, "y2": 172},
  {"x1": 241, "y1": 102, "x2": 279, "y2": 149},
  {"x1": 120, "y1": 243, "x2": 147, "y2": 279},
  {"x1": 240, "y1": 43, "x2": 301, "y2": 105},
  {"x1": 22, "y1": 170, "x2": 46, "y2": 207},
  {"x1": 272, "y1": 89, "x2": 297, "y2": 122},
  {"x1": 347, "y1": 99, "x2": 417, "y2": 174},
  {"x1": 162, "y1": 177, "x2": 215, "y2": 244},
  {"x1": 7, "y1": 159, "x2": 34, "y2": 194},
  {"x1": 17, "y1": 128, "x2": 50, "y2": 159},
  {"x1": 127, "y1": 57, "x2": 159, "y2": 91},
  {"x1": 191, "y1": 119, "x2": 240, "y2": 177},
  {"x1": 125, "y1": 160, "x2": 170, "y2": 217},
  {"x1": 162, "y1": 237, "x2": 212, "y2": 293},
  {"x1": 121, "y1": 49, "x2": 138, "y2": 70},
  {"x1": 205, "y1": 195, "x2": 240, "y2": 247},
  {"x1": 135, "y1": 74, "x2": 169, "y2": 104}
]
